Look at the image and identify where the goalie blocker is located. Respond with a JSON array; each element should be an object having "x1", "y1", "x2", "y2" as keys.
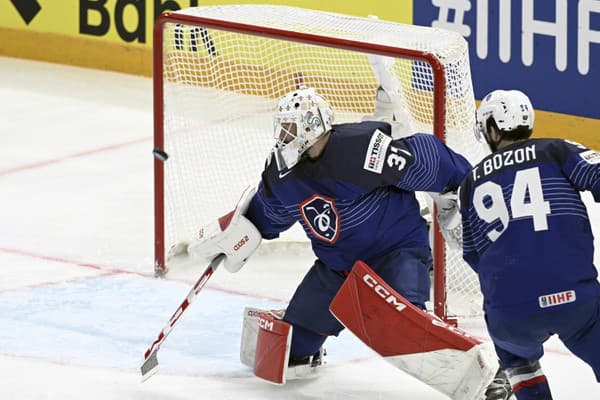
[
  {"x1": 168, "y1": 186, "x2": 262, "y2": 274},
  {"x1": 330, "y1": 261, "x2": 499, "y2": 400}
]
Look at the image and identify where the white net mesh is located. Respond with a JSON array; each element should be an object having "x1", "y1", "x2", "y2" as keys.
[{"x1": 157, "y1": 5, "x2": 488, "y2": 317}]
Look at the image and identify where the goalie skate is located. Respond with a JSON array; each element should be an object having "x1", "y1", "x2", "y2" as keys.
[
  {"x1": 483, "y1": 368, "x2": 514, "y2": 400},
  {"x1": 286, "y1": 347, "x2": 326, "y2": 381}
]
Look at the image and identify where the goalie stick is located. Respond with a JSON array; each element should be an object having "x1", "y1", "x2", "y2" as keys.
[{"x1": 140, "y1": 254, "x2": 226, "y2": 381}]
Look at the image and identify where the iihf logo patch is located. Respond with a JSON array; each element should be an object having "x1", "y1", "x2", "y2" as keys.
[
  {"x1": 538, "y1": 290, "x2": 576, "y2": 308},
  {"x1": 300, "y1": 194, "x2": 340, "y2": 243}
]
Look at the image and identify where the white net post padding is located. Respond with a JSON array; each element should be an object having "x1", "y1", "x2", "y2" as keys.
[{"x1": 154, "y1": 5, "x2": 488, "y2": 319}]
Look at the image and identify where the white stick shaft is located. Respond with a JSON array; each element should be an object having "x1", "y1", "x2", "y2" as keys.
[{"x1": 140, "y1": 254, "x2": 225, "y2": 378}]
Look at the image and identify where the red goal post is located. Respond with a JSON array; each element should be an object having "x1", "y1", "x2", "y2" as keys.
[{"x1": 152, "y1": 5, "x2": 488, "y2": 321}]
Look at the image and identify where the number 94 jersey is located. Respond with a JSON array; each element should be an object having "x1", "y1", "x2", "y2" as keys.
[{"x1": 459, "y1": 138, "x2": 600, "y2": 318}]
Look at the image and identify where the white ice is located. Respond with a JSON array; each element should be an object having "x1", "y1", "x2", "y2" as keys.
[{"x1": 0, "y1": 56, "x2": 599, "y2": 399}]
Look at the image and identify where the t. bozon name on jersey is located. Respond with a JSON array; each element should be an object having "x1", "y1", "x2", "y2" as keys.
[{"x1": 472, "y1": 144, "x2": 537, "y2": 180}]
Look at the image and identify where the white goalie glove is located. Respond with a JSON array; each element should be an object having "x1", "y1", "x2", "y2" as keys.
[
  {"x1": 169, "y1": 186, "x2": 263, "y2": 273},
  {"x1": 362, "y1": 46, "x2": 413, "y2": 138},
  {"x1": 428, "y1": 190, "x2": 462, "y2": 249}
]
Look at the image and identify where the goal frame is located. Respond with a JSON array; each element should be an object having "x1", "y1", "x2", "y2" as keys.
[{"x1": 153, "y1": 12, "x2": 452, "y2": 321}]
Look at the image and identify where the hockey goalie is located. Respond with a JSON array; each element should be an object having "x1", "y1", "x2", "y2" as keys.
[{"x1": 170, "y1": 59, "x2": 513, "y2": 398}]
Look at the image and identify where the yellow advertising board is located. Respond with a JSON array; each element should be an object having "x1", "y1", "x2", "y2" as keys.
[
  {"x1": 0, "y1": 1, "x2": 596, "y2": 145},
  {"x1": 0, "y1": 1, "x2": 412, "y2": 76},
  {"x1": 1, "y1": 1, "x2": 411, "y2": 48}
]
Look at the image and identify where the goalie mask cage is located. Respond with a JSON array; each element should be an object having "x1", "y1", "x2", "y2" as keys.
[{"x1": 153, "y1": 5, "x2": 489, "y2": 321}]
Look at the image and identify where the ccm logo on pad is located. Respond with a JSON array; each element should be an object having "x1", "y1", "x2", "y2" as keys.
[
  {"x1": 259, "y1": 317, "x2": 274, "y2": 331},
  {"x1": 363, "y1": 273, "x2": 407, "y2": 312}
]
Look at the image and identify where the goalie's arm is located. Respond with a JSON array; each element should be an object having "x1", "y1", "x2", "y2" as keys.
[{"x1": 244, "y1": 181, "x2": 297, "y2": 239}]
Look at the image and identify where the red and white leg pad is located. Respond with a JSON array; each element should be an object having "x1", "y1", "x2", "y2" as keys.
[
  {"x1": 253, "y1": 311, "x2": 293, "y2": 384},
  {"x1": 329, "y1": 260, "x2": 499, "y2": 400},
  {"x1": 240, "y1": 307, "x2": 265, "y2": 368},
  {"x1": 239, "y1": 307, "x2": 322, "y2": 385}
]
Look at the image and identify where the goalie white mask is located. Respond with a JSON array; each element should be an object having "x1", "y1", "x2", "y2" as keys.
[
  {"x1": 475, "y1": 89, "x2": 534, "y2": 150},
  {"x1": 272, "y1": 87, "x2": 334, "y2": 171}
]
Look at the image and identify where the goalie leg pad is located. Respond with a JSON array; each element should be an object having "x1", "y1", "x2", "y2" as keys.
[
  {"x1": 240, "y1": 307, "x2": 286, "y2": 367},
  {"x1": 240, "y1": 307, "x2": 324, "y2": 385},
  {"x1": 253, "y1": 312, "x2": 293, "y2": 385},
  {"x1": 240, "y1": 307, "x2": 264, "y2": 368},
  {"x1": 329, "y1": 260, "x2": 499, "y2": 400}
]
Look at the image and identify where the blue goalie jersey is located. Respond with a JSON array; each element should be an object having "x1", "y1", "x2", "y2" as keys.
[
  {"x1": 245, "y1": 121, "x2": 471, "y2": 270},
  {"x1": 459, "y1": 138, "x2": 600, "y2": 318}
]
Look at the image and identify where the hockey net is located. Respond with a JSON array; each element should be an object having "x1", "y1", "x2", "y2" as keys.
[{"x1": 153, "y1": 5, "x2": 489, "y2": 320}]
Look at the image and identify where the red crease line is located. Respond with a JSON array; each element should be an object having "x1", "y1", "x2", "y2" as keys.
[
  {"x1": 0, "y1": 136, "x2": 151, "y2": 177},
  {"x1": 0, "y1": 247, "x2": 137, "y2": 275}
]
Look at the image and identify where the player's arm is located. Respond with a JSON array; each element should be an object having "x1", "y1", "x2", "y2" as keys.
[
  {"x1": 391, "y1": 133, "x2": 472, "y2": 193},
  {"x1": 244, "y1": 181, "x2": 297, "y2": 239},
  {"x1": 366, "y1": 131, "x2": 470, "y2": 191},
  {"x1": 429, "y1": 189, "x2": 462, "y2": 249},
  {"x1": 383, "y1": 133, "x2": 471, "y2": 247},
  {"x1": 457, "y1": 178, "x2": 480, "y2": 272},
  {"x1": 560, "y1": 140, "x2": 600, "y2": 201}
]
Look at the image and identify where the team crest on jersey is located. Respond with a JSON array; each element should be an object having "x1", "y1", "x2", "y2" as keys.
[{"x1": 299, "y1": 194, "x2": 340, "y2": 243}]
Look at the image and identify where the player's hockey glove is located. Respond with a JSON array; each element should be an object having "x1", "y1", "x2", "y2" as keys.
[{"x1": 428, "y1": 190, "x2": 462, "y2": 249}]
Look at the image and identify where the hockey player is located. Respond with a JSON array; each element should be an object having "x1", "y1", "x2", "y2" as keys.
[
  {"x1": 247, "y1": 85, "x2": 466, "y2": 367},
  {"x1": 177, "y1": 84, "x2": 513, "y2": 400},
  {"x1": 457, "y1": 89, "x2": 600, "y2": 399}
]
